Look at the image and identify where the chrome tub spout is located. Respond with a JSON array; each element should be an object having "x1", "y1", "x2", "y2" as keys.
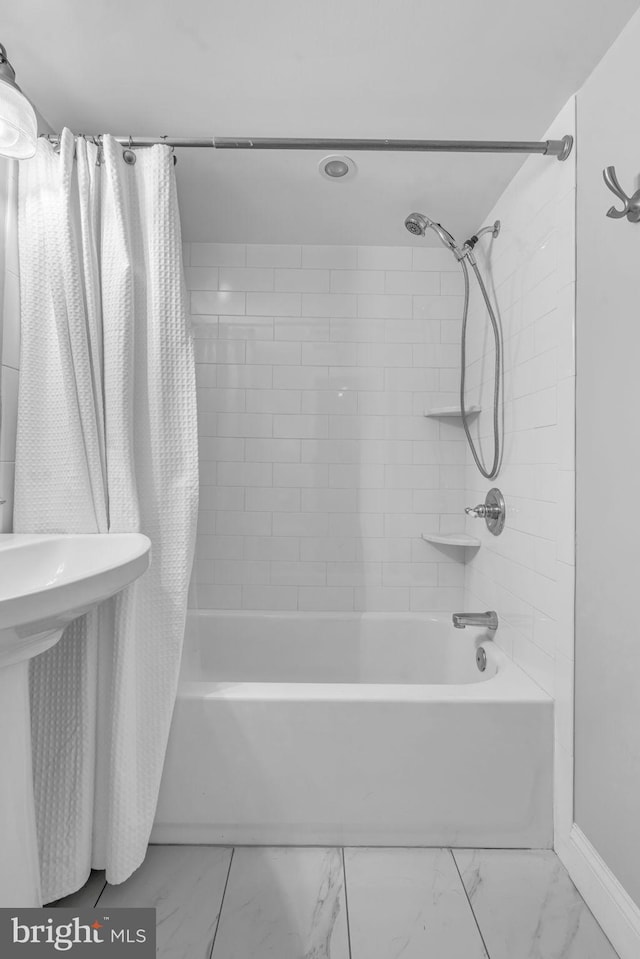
[{"x1": 452, "y1": 611, "x2": 498, "y2": 630}]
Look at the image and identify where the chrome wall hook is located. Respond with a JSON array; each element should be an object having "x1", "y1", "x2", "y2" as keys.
[{"x1": 603, "y1": 166, "x2": 640, "y2": 222}]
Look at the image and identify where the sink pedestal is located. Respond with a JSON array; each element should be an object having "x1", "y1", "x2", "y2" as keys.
[{"x1": 0, "y1": 660, "x2": 42, "y2": 906}]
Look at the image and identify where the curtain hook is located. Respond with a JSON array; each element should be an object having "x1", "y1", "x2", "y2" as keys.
[
  {"x1": 161, "y1": 134, "x2": 177, "y2": 167},
  {"x1": 123, "y1": 135, "x2": 136, "y2": 165}
]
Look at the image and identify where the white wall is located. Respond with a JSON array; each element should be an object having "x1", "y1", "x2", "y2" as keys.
[
  {"x1": 185, "y1": 242, "x2": 469, "y2": 612},
  {"x1": 461, "y1": 99, "x2": 576, "y2": 844},
  {"x1": 571, "y1": 5, "x2": 640, "y2": 946},
  {"x1": 0, "y1": 158, "x2": 19, "y2": 533}
]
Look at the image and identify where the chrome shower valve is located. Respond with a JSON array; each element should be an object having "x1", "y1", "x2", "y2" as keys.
[{"x1": 464, "y1": 487, "x2": 506, "y2": 536}]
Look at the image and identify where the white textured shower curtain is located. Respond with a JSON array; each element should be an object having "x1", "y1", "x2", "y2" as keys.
[{"x1": 14, "y1": 129, "x2": 198, "y2": 902}]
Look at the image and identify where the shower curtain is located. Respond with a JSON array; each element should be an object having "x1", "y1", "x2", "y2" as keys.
[{"x1": 14, "y1": 129, "x2": 198, "y2": 902}]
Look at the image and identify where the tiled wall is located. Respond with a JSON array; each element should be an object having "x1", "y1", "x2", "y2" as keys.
[
  {"x1": 185, "y1": 242, "x2": 469, "y2": 612},
  {"x1": 461, "y1": 99, "x2": 576, "y2": 845},
  {"x1": 0, "y1": 157, "x2": 19, "y2": 533}
]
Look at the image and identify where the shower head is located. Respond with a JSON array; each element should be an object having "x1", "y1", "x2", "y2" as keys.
[{"x1": 404, "y1": 212, "x2": 458, "y2": 252}]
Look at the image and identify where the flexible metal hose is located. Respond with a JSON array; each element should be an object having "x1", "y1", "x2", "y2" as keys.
[{"x1": 459, "y1": 256, "x2": 502, "y2": 479}]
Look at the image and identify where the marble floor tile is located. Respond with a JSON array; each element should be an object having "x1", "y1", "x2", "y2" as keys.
[
  {"x1": 344, "y1": 847, "x2": 488, "y2": 959},
  {"x1": 212, "y1": 846, "x2": 350, "y2": 959},
  {"x1": 98, "y1": 844, "x2": 233, "y2": 959},
  {"x1": 52, "y1": 870, "x2": 106, "y2": 908},
  {"x1": 453, "y1": 849, "x2": 620, "y2": 959}
]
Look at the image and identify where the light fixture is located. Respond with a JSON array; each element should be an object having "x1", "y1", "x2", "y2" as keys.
[
  {"x1": 319, "y1": 154, "x2": 357, "y2": 181},
  {"x1": 0, "y1": 43, "x2": 37, "y2": 159}
]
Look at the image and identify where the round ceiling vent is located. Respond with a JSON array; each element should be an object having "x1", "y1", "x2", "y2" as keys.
[{"x1": 319, "y1": 154, "x2": 357, "y2": 180}]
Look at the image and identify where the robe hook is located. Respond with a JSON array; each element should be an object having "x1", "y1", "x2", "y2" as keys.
[{"x1": 603, "y1": 165, "x2": 640, "y2": 222}]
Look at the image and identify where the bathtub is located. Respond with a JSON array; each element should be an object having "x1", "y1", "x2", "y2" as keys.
[{"x1": 152, "y1": 611, "x2": 553, "y2": 847}]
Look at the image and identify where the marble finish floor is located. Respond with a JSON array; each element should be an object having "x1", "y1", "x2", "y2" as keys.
[{"x1": 55, "y1": 845, "x2": 620, "y2": 959}]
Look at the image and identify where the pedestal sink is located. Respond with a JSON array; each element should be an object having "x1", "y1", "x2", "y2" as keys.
[{"x1": 0, "y1": 533, "x2": 151, "y2": 907}]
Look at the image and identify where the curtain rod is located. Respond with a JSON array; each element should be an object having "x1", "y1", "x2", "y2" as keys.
[{"x1": 41, "y1": 134, "x2": 574, "y2": 161}]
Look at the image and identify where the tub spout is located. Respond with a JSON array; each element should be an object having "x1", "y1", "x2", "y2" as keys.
[{"x1": 452, "y1": 611, "x2": 498, "y2": 630}]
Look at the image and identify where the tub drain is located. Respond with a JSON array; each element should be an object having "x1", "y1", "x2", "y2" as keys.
[{"x1": 476, "y1": 647, "x2": 487, "y2": 672}]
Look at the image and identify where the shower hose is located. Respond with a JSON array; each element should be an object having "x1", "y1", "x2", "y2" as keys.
[{"x1": 458, "y1": 256, "x2": 502, "y2": 480}]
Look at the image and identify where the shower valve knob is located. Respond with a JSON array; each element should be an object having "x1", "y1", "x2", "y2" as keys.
[
  {"x1": 464, "y1": 488, "x2": 506, "y2": 536},
  {"x1": 466, "y1": 504, "x2": 501, "y2": 519}
]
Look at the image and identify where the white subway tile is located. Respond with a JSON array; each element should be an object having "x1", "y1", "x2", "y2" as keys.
[
  {"x1": 195, "y1": 585, "x2": 242, "y2": 609},
  {"x1": 246, "y1": 341, "x2": 301, "y2": 365},
  {"x1": 440, "y1": 271, "x2": 465, "y2": 295},
  {"x1": 242, "y1": 585, "x2": 298, "y2": 610},
  {"x1": 199, "y1": 437, "x2": 244, "y2": 463},
  {"x1": 275, "y1": 269, "x2": 330, "y2": 292},
  {"x1": 330, "y1": 270, "x2": 384, "y2": 294},
  {"x1": 301, "y1": 537, "x2": 356, "y2": 562},
  {"x1": 274, "y1": 462, "x2": 329, "y2": 487},
  {"x1": 191, "y1": 291, "x2": 245, "y2": 315},
  {"x1": 273, "y1": 414, "x2": 329, "y2": 439},
  {"x1": 246, "y1": 389, "x2": 301, "y2": 414},
  {"x1": 217, "y1": 461, "x2": 273, "y2": 486},
  {"x1": 328, "y1": 512, "x2": 384, "y2": 537},
  {"x1": 327, "y1": 562, "x2": 381, "y2": 587},
  {"x1": 246, "y1": 292, "x2": 301, "y2": 316},
  {"x1": 329, "y1": 463, "x2": 385, "y2": 488},
  {"x1": 199, "y1": 486, "x2": 244, "y2": 510},
  {"x1": 185, "y1": 266, "x2": 219, "y2": 290},
  {"x1": 216, "y1": 412, "x2": 272, "y2": 438},
  {"x1": 271, "y1": 562, "x2": 326, "y2": 586},
  {"x1": 301, "y1": 488, "x2": 356, "y2": 513},
  {"x1": 385, "y1": 271, "x2": 440, "y2": 295},
  {"x1": 196, "y1": 535, "x2": 244, "y2": 560},
  {"x1": 329, "y1": 317, "x2": 385, "y2": 343},
  {"x1": 357, "y1": 294, "x2": 412, "y2": 319},
  {"x1": 412, "y1": 248, "x2": 460, "y2": 271},
  {"x1": 298, "y1": 587, "x2": 354, "y2": 611},
  {"x1": 217, "y1": 365, "x2": 273, "y2": 389},
  {"x1": 328, "y1": 367, "x2": 385, "y2": 391},
  {"x1": 354, "y1": 587, "x2": 410, "y2": 611},
  {"x1": 413, "y1": 295, "x2": 463, "y2": 320},
  {"x1": 246, "y1": 487, "x2": 300, "y2": 512},
  {"x1": 356, "y1": 343, "x2": 413, "y2": 367},
  {"x1": 244, "y1": 537, "x2": 300, "y2": 562},
  {"x1": 302, "y1": 293, "x2": 357, "y2": 317},
  {"x1": 272, "y1": 511, "x2": 329, "y2": 537},
  {"x1": 301, "y1": 342, "x2": 358, "y2": 366},
  {"x1": 356, "y1": 538, "x2": 412, "y2": 562},
  {"x1": 273, "y1": 365, "x2": 330, "y2": 390},
  {"x1": 301, "y1": 245, "x2": 357, "y2": 269},
  {"x1": 357, "y1": 246, "x2": 412, "y2": 270},
  {"x1": 219, "y1": 267, "x2": 274, "y2": 292},
  {"x1": 275, "y1": 316, "x2": 331, "y2": 341},
  {"x1": 301, "y1": 390, "x2": 358, "y2": 415},
  {"x1": 190, "y1": 243, "x2": 246, "y2": 267},
  {"x1": 245, "y1": 438, "x2": 301, "y2": 462},
  {"x1": 247, "y1": 244, "x2": 302, "y2": 268},
  {"x1": 216, "y1": 511, "x2": 271, "y2": 537},
  {"x1": 209, "y1": 560, "x2": 270, "y2": 586}
]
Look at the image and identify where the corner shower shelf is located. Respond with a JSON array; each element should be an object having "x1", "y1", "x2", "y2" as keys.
[
  {"x1": 421, "y1": 532, "x2": 481, "y2": 548},
  {"x1": 423, "y1": 405, "x2": 482, "y2": 418}
]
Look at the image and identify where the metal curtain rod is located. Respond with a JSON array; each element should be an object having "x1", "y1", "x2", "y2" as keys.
[{"x1": 41, "y1": 134, "x2": 574, "y2": 160}]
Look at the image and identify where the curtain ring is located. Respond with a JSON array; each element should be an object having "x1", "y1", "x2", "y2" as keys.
[
  {"x1": 93, "y1": 135, "x2": 103, "y2": 166},
  {"x1": 123, "y1": 135, "x2": 136, "y2": 165},
  {"x1": 161, "y1": 135, "x2": 177, "y2": 167}
]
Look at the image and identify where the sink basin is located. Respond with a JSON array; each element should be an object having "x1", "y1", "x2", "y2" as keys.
[
  {"x1": 0, "y1": 532, "x2": 151, "y2": 907},
  {"x1": 0, "y1": 533, "x2": 151, "y2": 667}
]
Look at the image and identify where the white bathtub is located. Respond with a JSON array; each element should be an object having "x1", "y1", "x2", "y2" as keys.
[{"x1": 152, "y1": 611, "x2": 553, "y2": 847}]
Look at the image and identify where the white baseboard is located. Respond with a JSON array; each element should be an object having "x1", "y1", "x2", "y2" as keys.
[{"x1": 558, "y1": 825, "x2": 640, "y2": 959}]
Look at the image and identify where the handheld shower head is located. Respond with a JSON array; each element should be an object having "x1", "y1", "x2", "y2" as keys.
[{"x1": 404, "y1": 212, "x2": 458, "y2": 251}]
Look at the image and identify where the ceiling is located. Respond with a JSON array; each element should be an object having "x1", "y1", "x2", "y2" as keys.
[{"x1": 5, "y1": 0, "x2": 640, "y2": 245}]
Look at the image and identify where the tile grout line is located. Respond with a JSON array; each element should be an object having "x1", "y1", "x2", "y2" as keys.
[
  {"x1": 341, "y1": 848, "x2": 353, "y2": 959},
  {"x1": 208, "y1": 847, "x2": 235, "y2": 959},
  {"x1": 449, "y1": 849, "x2": 492, "y2": 959}
]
